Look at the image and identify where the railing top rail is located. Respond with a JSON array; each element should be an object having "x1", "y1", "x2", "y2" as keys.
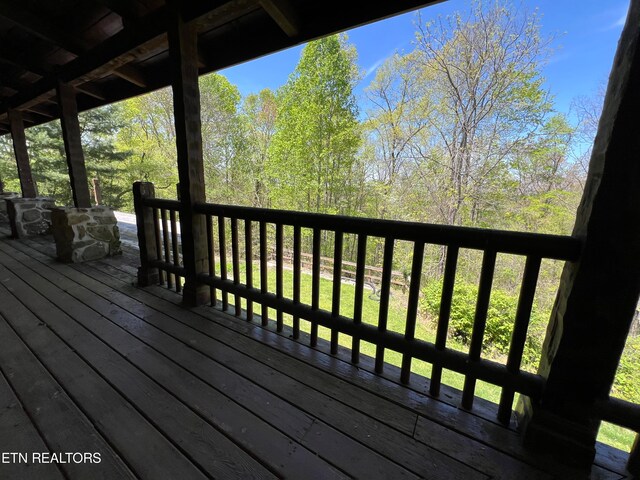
[
  {"x1": 141, "y1": 197, "x2": 582, "y2": 260},
  {"x1": 186, "y1": 201, "x2": 581, "y2": 261}
]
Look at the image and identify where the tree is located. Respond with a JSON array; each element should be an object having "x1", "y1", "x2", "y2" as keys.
[
  {"x1": 267, "y1": 34, "x2": 363, "y2": 215},
  {"x1": 199, "y1": 73, "x2": 249, "y2": 205},
  {"x1": 407, "y1": 0, "x2": 554, "y2": 227},
  {"x1": 242, "y1": 88, "x2": 278, "y2": 208}
]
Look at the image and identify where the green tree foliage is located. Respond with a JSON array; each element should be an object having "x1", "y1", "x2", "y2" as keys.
[
  {"x1": 267, "y1": 34, "x2": 363, "y2": 215},
  {"x1": 242, "y1": 89, "x2": 278, "y2": 208}
]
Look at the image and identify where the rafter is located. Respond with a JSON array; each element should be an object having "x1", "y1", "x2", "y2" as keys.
[{"x1": 259, "y1": 0, "x2": 300, "y2": 37}]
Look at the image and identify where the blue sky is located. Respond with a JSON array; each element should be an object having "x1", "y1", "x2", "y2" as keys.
[{"x1": 220, "y1": 0, "x2": 629, "y2": 119}]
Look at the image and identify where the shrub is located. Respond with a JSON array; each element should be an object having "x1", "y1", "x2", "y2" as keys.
[{"x1": 422, "y1": 280, "x2": 543, "y2": 364}]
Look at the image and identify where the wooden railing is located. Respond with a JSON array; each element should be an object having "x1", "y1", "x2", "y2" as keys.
[{"x1": 133, "y1": 181, "x2": 585, "y2": 427}]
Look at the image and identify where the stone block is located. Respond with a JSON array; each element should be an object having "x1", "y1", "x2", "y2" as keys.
[
  {"x1": 0, "y1": 192, "x2": 19, "y2": 223},
  {"x1": 6, "y1": 197, "x2": 56, "y2": 238},
  {"x1": 51, "y1": 206, "x2": 122, "y2": 263}
]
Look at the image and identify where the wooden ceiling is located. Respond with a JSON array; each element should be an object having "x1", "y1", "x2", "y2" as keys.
[{"x1": 0, "y1": 0, "x2": 440, "y2": 135}]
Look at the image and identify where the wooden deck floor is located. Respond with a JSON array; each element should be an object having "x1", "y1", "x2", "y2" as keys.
[{"x1": 0, "y1": 228, "x2": 632, "y2": 479}]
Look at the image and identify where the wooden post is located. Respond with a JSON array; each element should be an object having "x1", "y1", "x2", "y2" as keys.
[
  {"x1": 92, "y1": 178, "x2": 103, "y2": 205},
  {"x1": 8, "y1": 110, "x2": 37, "y2": 198},
  {"x1": 57, "y1": 82, "x2": 91, "y2": 208},
  {"x1": 168, "y1": 0, "x2": 209, "y2": 306},
  {"x1": 518, "y1": 0, "x2": 640, "y2": 469},
  {"x1": 133, "y1": 181, "x2": 159, "y2": 287},
  {"x1": 629, "y1": 435, "x2": 640, "y2": 475}
]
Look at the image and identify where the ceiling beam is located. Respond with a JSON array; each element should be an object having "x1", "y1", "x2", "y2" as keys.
[
  {"x1": 0, "y1": 4, "x2": 86, "y2": 55},
  {"x1": 111, "y1": 64, "x2": 147, "y2": 87},
  {"x1": 259, "y1": 0, "x2": 300, "y2": 37},
  {"x1": 76, "y1": 83, "x2": 107, "y2": 101}
]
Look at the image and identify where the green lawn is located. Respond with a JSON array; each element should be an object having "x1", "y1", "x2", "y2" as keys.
[{"x1": 220, "y1": 261, "x2": 635, "y2": 453}]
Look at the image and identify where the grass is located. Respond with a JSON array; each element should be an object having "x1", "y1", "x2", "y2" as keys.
[{"x1": 218, "y1": 260, "x2": 635, "y2": 453}]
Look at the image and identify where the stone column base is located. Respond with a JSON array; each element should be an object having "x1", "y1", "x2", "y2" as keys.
[
  {"x1": 51, "y1": 206, "x2": 122, "y2": 263},
  {"x1": 6, "y1": 197, "x2": 56, "y2": 238},
  {"x1": 0, "y1": 192, "x2": 20, "y2": 223}
]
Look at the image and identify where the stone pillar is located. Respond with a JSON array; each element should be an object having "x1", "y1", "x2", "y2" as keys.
[
  {"x1": 168, "y1": 0, "x2": 209, "y2": 306},
  {"x1": 518, "y1": 0, "x2": 640, "y2": 469}
]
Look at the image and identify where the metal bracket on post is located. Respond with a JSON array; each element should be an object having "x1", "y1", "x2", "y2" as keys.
[{"x1": 133, "y1": 181, "x2": 159, "y2": 287}]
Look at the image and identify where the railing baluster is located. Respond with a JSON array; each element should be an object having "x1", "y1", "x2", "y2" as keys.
[
  {"x1": 497, "y1": 255, "x2": 542, "y2": 424},
  {"x1": 292, "y1": 225, "x2": 301, "y2": 339},
  {"x1": 259, "y1": 221, "x2": 269, "y2": 326},
  {"x1": 400, "y1": 241, "x2": 425, "y2": 384},
  {"x1": 276, "y1": 223, "x2": 284, "y2": 332},
  {"x1": 310, "y1": 227, "x2": 321, "y2": 347},
  {"x1": 170, "y1": 209, "x2": 181, "y2": 293},
  {"x1": 160, "y1": 208, "x2": 172, "y2": 289},
  {"x1": 152, "y1": 207, "x2": 164, "y2": 285},
  {"x1": 218, "y1": 215, "x2": 229, "y2": 312},
  {"x1": 231, "y1": 217, "x2": 241, "y2": 317},
  {"x1": 205, "y1": 214, "x2": 216, "y2": 306},
  {"x1": 462, "y1": 249, "x2": 497, "y2": 410},
  {"x1": 375, "y1": 237, "x2": 395, "y2": 374},
  {"x1": 331, "y1": 231, "x2": 344, "y2": 354},
  {"x1": 430, "y1": 245, "x2": 459, "y2": 397},
  {"x1": 245, "y1": 220, "x2": 253, "y2": 321},
  {"x1": 351, "y1": 234, "x2": 367, "y2": 364}
]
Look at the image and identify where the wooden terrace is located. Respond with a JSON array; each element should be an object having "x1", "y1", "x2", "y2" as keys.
[
  {"x1": 0, "y1": 227, "x2": 632, "y2": 479},
  {"x1": 1, "y1": 0, "x2": 640, "y2": 478}
]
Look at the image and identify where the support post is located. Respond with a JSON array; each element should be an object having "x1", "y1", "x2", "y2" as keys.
[
  {"x1": 92, "y1": 178, "x2": 103, "y2": 205},
  {"x1": 168, "y1": 0, "x2": 209, "y2": 306},
  {"x1": 133, "y1": 181, "x2": 159, "y2": 286},
  {"x1": 57, "y1": 82, "x2": 91, "y2": 208},
  {"x1": 518, "y1": 0, "x2": 640, "y2": 469},
  {"x1": 629, "y1": 435, "x2": 640, "y2": 475},
  {"x1": 8, "y1": 110, "x2": 37, "y2": 198}
]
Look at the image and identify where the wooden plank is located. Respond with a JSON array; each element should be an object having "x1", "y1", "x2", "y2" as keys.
[
  {"x1": 8, "y1": 109, "x2": 37, "y2": 197},
  {"x1": 205, "y1": 214, "x2": 216, "y2": 304},
  {"x1": 0, "y1": 357, "x2": 66, "y2": 480},
  {"x1": 0, "y1": 253, "x2": 277, "y2": 480},
  {"x1": 0, "y1": 243, "x2": 400, "y2": 479},
  {"x1": 57, "y1": 82, "x2": 91, "y2": 208},
  {"x1": 0, "y1": 288, "x2": 163, "y2": 479}
]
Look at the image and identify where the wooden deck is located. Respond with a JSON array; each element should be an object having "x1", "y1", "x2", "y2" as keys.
[{"x1": 0, "y1": 228, "x2": 631, "y2": 479}]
